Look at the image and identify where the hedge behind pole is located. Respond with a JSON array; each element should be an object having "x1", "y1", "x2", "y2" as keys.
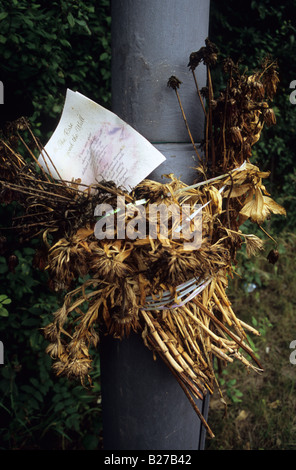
[{"x1": 100, "y1": 0, "x2": 211, "y2": 450}]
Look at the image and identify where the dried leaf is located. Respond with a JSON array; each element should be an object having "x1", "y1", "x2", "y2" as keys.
[
  {"x1": 262, "y1": 196, "x2": 286, "y2": 218},
  {"x1": 239, "y1": 189, "x2": 265, "y2": 224}
]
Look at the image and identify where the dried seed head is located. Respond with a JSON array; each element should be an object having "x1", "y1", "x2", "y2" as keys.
[
  {"x1": 167, "y1": 75, "x2": 182, "y2": 90},
  {"x1": 223, "y1": 57, "x2": 237, "y2": 76},
  {"x1": 91, "y1": 253, "x2": 133, "y2": 281},
  {"x1": 244, "y1": 234, "x2": 264, "y2": 257},
  {"x1": 267, "y1": 249, "x2": 279, "y2": 264},
  {"x1": 204, "y1": 38, "x2": 219, "y2": 66},
  {"x1": 188, "y1": 50, "x2": 204, "y2": 71},
  {"x1": 200, "y1": 86, "x2": 209, "y2": 99},
  {"x1": 43, "y1": 321, "x2": 59, "y2": 342},
  {"x1": 66, "y1": 358, "x2": 92, "y2": 379},
  {"x1": 188, "y1": 39, "x2": 219, "y2": 70},
  {"x1": 45, "y1": 340, "x2": 66, "y2": 359}
]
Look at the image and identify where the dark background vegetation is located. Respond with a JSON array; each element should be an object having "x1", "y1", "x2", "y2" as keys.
[{"x1": 0, "y1": 0, "x2": 295, "y2": 450}]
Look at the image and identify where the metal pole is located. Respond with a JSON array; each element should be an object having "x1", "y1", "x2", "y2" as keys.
[{"x1": 100, "y1": 0, "x2": 210, "y2": 450}]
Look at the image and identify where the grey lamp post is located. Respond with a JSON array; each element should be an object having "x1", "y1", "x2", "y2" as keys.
[{"x1": 100, "y1": 0, "x2": 211, "y2": 451}]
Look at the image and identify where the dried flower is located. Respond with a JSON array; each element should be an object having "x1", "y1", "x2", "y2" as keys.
[
  {"x1": 240, "y1": 191, "x2": 286, "y2": 225},
  {"x1": 229, "y1": 126, "x2": 243, "y2": 146},
  {"x1": 223, "y1": 57, "x2": 238, "y2": 76},
  {"x1": 267, "y1": 249, "x2": 279, "y2": 264},
  {"x1": 0, "y1": 47, "x2": 286, "y2": 437},
  {"x1": 167, "y1": 75, "x2": 182, "y2": 90},
  {"x1": 45, "y1": 340, "x2": 66, "y2": 359},
  {"x1": 200, "y1": 86, "x2": 209, "y2": 99},
  {"x1": 188, "y1": 38, "x2": 219, "y2": 70},
  {"x1": 52, "y1": 357, "x2": 92, "y2": 381},
  {"x1": 263, "y1": 108, "x2": 276, "y2": 127},
  {"x1": 43, "y1": 321, "x2": 59, "y2": 342},
  {"x1": 244, "y1": 233, "x2": 264, "y2": 257},
  {"x1": 260, "y1": 56, "x2": 279, "y2": 99},
  {"x1": 90, "y1": 241, "x2": 133, "y2": 281}
]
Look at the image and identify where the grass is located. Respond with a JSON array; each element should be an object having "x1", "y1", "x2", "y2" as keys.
[{"x1": 205, "y1": 230, "x2": 296, "y2": 450}]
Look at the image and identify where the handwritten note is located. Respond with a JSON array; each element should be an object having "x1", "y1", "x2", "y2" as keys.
[{"x1": 39, "y1": 89, "x2": 166, "y2": 191}]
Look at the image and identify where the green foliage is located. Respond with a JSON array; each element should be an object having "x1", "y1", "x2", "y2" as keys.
[
  {"x1": 207, "y1": 232, "x2": 296, "y2": 449},
  {"x1": 0, "y1": 294, "x2": 11, "y2": 317},
  {"x1": 0, "y1": 0, "x2": 111, "y2": 138},
  {"x1": 0, "y1": 238, "x2": 102, "y2": 449},
  {"x1": 219, "y1": 373, "x2": 243, "y2": 404}
]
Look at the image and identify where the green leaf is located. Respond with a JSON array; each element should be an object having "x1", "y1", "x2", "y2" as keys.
[
  {"x1": 0, "y1": 295, "x2": 10, "y2": 303},
  {"x1": 22, "y1": 17, "x2": 34, "y2": 28},
  {"x1": 0, "y1": 307, "x2": 8, "y2": 317},
  {"x1": 54, "y1": 401, "x2": 66, "y2": 412},
  {"x1": 0, "y1": 12, "x2": 8, "y2": 21},
  {"x1": 60, "y1": 39, "x2": 72, "y2": 48},
  {"x1": 67, "y1": 12, "x2": 75, "y2": 27},
  {"x1": 99, "y1": 52, "x2": 109, "y2": 61}
]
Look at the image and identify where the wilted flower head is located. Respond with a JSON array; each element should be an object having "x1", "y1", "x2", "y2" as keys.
[
  {"x1": 248, "y1": 78, "x2": 265, "y2": 100},
  {"x1": 223, "y1": 57, "x2": 239, "y2": 76},
  {"x1": 167, "y1": 75, "x2": 182, "y2": 90},
  {"x1": 260, "y1": 56, "x2": 279, "y2": 99},
  {"x1": 200, "y1": 86, "x2": 209, "y2": 99},
  {"x1": 52, "y1": 357, "x2": 92, "y2": 381},
  {"x1": 188, "y1": 38, "x2": 219, "y2": 70},
  {"x1": 263, "y1": 107, "x2": 276, "y2": 127},
  {"x1": 90, "y1": 242, "x2": 133, "y2": 281},
  {"x1": 45, "y1": 340, "x2": 66, "y2": 359},
  {"x1": 43, "y1": 321, "x2": 59, "y2": 342}
]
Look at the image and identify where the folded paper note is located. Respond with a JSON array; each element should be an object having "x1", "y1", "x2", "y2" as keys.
[{"x1": 39, "y1": 89, "x2": 166, "y2": 190}]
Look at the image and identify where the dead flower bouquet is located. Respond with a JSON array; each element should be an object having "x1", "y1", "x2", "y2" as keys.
[{"x1": 0, "y1": 40, "x2": 286, "y2": 437}]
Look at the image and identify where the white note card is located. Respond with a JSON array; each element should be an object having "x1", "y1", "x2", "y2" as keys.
[{"x1": 39, "y1": 89, "x2": 166, "y2": 190}]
